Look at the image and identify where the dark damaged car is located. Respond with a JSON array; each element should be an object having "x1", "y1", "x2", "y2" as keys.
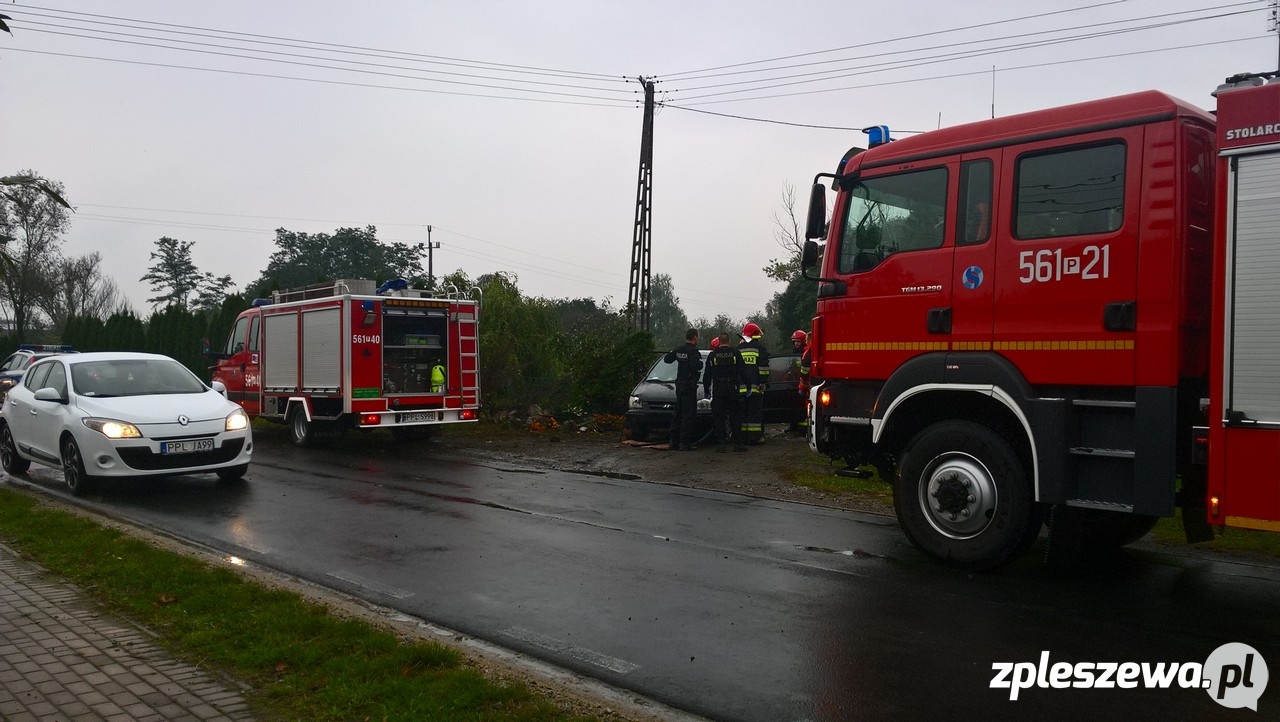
[{"x1": 623, "y1": 351, "x2": 804, "y2": 443}]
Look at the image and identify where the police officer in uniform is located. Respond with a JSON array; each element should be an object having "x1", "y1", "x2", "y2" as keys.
[
  {"x1": 664, "y1": 328, "x2": 703, "y2": 451},
  {"x1": 737, "y1": 322, "x2": 770, "y2": 444},
  {"x1": 703, "y1": 332, "x2": 747, "y2": 452}
]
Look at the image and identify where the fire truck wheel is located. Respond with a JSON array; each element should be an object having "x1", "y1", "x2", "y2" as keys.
[
  {"x1": 896, "y1": 420, "x2": 1041, "y2": 570},
  {"x1": 0, "y1": 422, "x2": 30, "y2": 474},
  {"x1": 290, "y1": 409, "x2": 314, "y2": 447}
]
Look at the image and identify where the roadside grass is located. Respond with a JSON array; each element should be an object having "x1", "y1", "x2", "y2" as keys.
[
  {"x1": 1149, "y1": 510, "x2": 1280, "y2": 560},
  {"x1": 768, "y1": 442, "x2": 895, "y2": 508},
  {"x1": 0, "y1": 488, "x2": 602, "y2": 722}
]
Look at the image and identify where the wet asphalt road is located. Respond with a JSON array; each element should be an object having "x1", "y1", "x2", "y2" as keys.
[{"x1": 9, "y1": 434, "x2": 1279, "y2": 721}]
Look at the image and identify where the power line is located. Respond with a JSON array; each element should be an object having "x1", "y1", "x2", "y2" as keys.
[
  {"x1": 2, "y1": 47, "x2": 638, "y2": 108},
  {"x1": 71, "y1": 211, "x2": 768, "y2": 312},
  {"x1": 77, "y1": 203, "x2": 426, "y2": 227},
  {"x1": 664, "y1": 3, "x2": 1260, "y2": 91},
  {"x1": 13, "y1": 3, "x2": 623, "y2": 81},
  {"x1": 674, "y1": 35, "x2": 1265, "y2": 106},
  {"x1": 654, "y1": 104, "x2": 923, "y2": 132},
  {"x1": 10, "y1": 26, "x2": 640, "y2": 103},
  {"x1": 671, "y1": 10, "x2": 1262, "y2": 102},
  {"x1": 12, "y1": 16, "x2": 635, "y2": 95},
  {"x1": 656, "y1": 0, "x2": 1133, "y2": 78}
]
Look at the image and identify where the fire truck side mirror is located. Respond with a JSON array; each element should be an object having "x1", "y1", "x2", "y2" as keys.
[
  {"x1": 801, "y1": 240, "x2": 820, "y2": 271},
  {"x1": 199, "y1": 338, "x2": 231, "y2": 361},
  {"x1": 805, "y1": 183, "x2": 828, "y2": 240}
]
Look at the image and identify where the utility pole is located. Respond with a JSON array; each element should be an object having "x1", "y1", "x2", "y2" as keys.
[
  {"x1": 425, "y1": 225, "x2": 440, "y2": 290},
  {"x1": 627, "y1": 76, "x2": 655, "y2": 333},
  {"x1": 1272, "y1": 0, "x2": 1280, "y2": 70}
]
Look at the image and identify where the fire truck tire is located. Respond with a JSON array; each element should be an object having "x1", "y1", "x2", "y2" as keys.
[
  {"x1": 290, "y1": 409, "x2": 314, "y2": 447},
  {"x1": 896, "y1": 420, "x2": 1042, "y2": 570},
  {"x1": 1, "y1": 422, "x2": 31, "y2": 474}
]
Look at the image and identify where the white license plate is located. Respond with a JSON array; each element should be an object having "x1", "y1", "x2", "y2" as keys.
[
  {"x1": 399, "y1": 411, "x2": 441, "y2": 423},
  {"x1": 161, "y1": 438, "x2": 215, "y2": 455}
]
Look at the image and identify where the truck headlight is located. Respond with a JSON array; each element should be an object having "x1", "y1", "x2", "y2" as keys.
[{"x1": 629, "y1": 395, "x2": 642, "y2": 410}]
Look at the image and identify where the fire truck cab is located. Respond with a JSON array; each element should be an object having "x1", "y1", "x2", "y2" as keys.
[{"x1": 801, "y1": 72, "x2": 1280, "y2": 569}]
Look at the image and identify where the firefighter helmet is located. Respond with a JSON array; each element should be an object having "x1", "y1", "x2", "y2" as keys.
[
  {"x1": 791, "y1": 330, "x2": 808, "y2": 343},
  {"x1": 742, "y1": 322, "x2": 762, "y2": 338}
]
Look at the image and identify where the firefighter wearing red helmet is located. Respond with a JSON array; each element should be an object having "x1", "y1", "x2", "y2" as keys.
[
  {"x1": 791, "y1": 329, "x2": 812, "y2": 431},
  {"x1": 738, "y1": 321, "x2": 769, "y2": 444}
]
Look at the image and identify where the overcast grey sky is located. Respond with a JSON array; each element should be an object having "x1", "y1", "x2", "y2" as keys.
[{"x1": 1, "y1": 0, "x2": 1274, "y2": 324}]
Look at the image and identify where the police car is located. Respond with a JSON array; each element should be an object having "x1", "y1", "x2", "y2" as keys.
[{"x1": 0, "y1": 345, "x2": 78, "y2": 398}]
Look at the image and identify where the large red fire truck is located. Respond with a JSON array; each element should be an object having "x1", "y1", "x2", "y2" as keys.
[
  {"x1": 800, "y1": 70, "x2": 1280, "y2": 569},
  {"x1": 209, "y1": 279, "x2": 480, "y2": 446}
]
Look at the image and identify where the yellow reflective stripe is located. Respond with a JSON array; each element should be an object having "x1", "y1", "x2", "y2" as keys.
[{"x1": 823, "y1": 340, "x2": 1136, "y2": 351}]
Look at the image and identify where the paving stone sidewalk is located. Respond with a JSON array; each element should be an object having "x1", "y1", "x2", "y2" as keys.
[{"x1": 0, "y1": 544, "x2": 255, "y2": 722}]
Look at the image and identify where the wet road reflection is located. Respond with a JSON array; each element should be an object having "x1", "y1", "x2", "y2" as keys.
[{"x1": 11, "y1": 433, "x2": 1277, "y2": 721}]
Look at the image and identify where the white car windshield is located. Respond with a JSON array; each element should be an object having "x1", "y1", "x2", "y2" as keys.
[{"x1": 70, "y1": 359, "x2": 207, "y2": 397}]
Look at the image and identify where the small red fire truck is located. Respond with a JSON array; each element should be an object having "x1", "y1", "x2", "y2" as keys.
[
  {"x1": 209, "y1": 279, "x2": 480, "y2": 446},
  {"x1": 801, "y1": 70, "x2": 1280, "y2": 569}
]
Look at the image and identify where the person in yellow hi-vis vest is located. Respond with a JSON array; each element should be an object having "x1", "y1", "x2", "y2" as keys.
[{"x1": 430, "y1": 360, "x2": 446, "y2": 393}]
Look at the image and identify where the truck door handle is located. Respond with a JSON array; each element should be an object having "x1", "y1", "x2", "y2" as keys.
[
  {"x1": 1103, "y1": 301, "x2": 1136, "y2": 332},
  {"x1": 927, "y1": 307, "x2": 952, "y2": 334}
]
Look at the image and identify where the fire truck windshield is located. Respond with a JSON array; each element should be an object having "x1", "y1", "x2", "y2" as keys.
[{"x1": 837, "y1": 167, "x2": 947, "y2": 274}]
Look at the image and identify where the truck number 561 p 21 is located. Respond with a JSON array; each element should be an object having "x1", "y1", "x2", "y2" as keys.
[{"x1": 1018, "y1": 244, "x2": 1110, "y2": 284}]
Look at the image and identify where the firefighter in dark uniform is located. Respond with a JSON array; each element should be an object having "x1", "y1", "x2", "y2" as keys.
[
  {"x1": 664, "y1": 327, "x2": 703, "y2": 451},
  {"x1": 703, "y1": 332, "x2": 748, "y2": 453},
  {"x1": 737, "y1": 322, "x2": 770, "y2": 444},
  {"x1": 792, "y1": 330, "x2": 811, "y2": 431}
]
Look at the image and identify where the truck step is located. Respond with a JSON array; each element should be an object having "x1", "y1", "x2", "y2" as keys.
[
  {"x1": 1071, "y1": 399, "x2": 1136, "y2": 409},
  {"x1": 1068, "y1": 446, "x2": 1136, "y2": 459}
]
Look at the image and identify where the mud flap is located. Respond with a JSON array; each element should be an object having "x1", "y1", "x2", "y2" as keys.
[{"x1": 1178, "y1": 465, "x2": 1215, "y2": 544}]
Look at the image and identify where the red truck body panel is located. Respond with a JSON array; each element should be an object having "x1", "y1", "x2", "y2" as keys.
[{"x1": 1207, "y1": 81, "x2": 1280, "y2": 532}]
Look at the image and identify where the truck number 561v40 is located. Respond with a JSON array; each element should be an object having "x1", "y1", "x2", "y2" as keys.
[{"x1": 1018, "y1": 244, "x2": 1110, "y2": 284}]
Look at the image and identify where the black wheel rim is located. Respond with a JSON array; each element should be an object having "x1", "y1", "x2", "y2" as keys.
[{"x1": 62, "y1": 440, "x2": 82, "y2": 491}]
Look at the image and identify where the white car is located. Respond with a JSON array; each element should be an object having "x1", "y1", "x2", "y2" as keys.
[{"x1": 0, "y1": 351, "x2": 252, "y2": 495}]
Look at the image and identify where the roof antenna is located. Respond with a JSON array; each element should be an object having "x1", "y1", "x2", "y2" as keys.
[{"x1": 991, "y1": 65, "x2": 997, "y2": 119}]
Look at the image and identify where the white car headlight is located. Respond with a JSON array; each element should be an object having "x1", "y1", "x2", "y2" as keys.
[
  {"x1": 83, "y1": 418, "x2": 142, "y2": 439},
  {"x1": 225, "y1": 408, "x2": 249, "y2": 432},
  {"x1": 629, "y1": 395, "x2": 642, "y2": 410}
]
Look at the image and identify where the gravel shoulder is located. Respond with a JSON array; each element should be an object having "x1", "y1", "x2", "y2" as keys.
[{"x1": 434, "y1": 423, "x2": 896, "y2": 517}]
